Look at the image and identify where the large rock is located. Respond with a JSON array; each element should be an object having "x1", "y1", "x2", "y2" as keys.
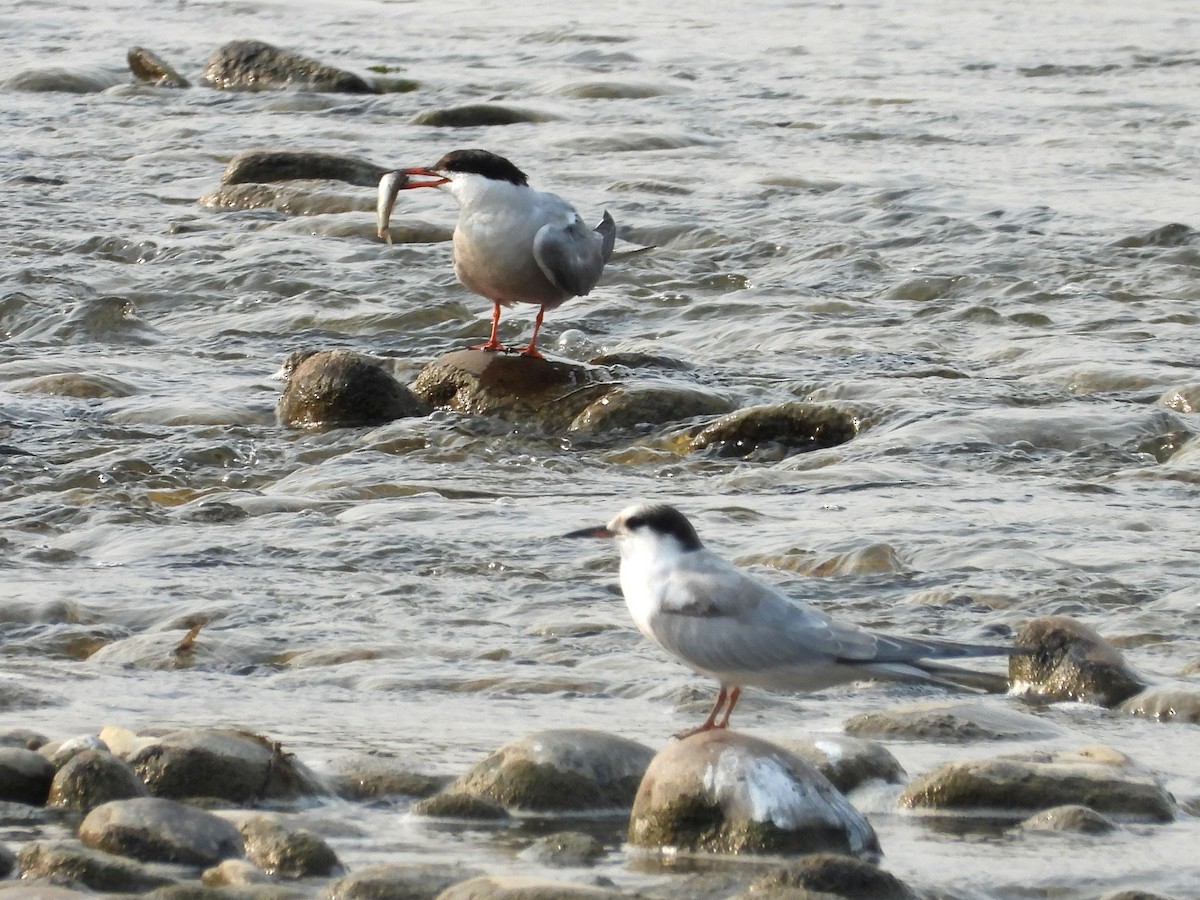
[
  {"x1": 80, "y1": 797, "x2": 244, "y2": 865},
  {"x1": 434, "y1": 875, "x2": 625, "y2": 900},
  {"x1": 18, "y1": 839, "x2": 179, "y2": 893},
  {"x1": 0, "y1": 747, "x2": 55, "y2": 805},
  {"x1": 781, "y1": 736, "x2": 905, "y2": 793},
  {"x1": 221, "y1": 150, "x2": 387, "y2": 187},
  {"x1": 628, "y1": 730, "x2": 879, "y2": 857},
  {"x1": 1119, "y1": 687, "x2": 1200, "y2": 724},
  {"x1": 685, "y1": 402, "x2": 863, "y2": 458},
  {"x1": 204, "y1": 40, "x2": 376, "y2": 93},
  {"x1": 276, "y1": 349, "x2": 430, "y2": 430},
  {"x1": 899, "y1": 747, "x2": 1175, "y2": 822},
  {"x1": 411, "y1": 350, "x2": 612, "y2": 430},
  {"x1": 238, "y1": 815, "x2": 340, "y2": 878},
  {"x1": 738, "y1": 853, "x2": 917, "y2": 900},
  {"x1": 1010, "y1": 616, "x2": 1148, "y2": 706},
  {"x1": 129, "y1": 728, "x2": 327, "y2": 803},
  {"x1": 843, "y1": 701, "x2": 1059, "y2": 744},
  {"x1": 432, "y1": 729, "x2": 654, "y2": 814},
  {"x1": 326, "y1": 863, "x2": 480, "y2": 900},
  {"x1": 48, "y1": 749, "x2": 149, "y2": 812}
]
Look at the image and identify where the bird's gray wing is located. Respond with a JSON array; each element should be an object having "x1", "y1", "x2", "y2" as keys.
[
  {"x1": 532, "y1": 211, "x2": 614, "y2": 297},
  {"x1": 648, "y1": 553, "x2": 883, "y2": 675}
]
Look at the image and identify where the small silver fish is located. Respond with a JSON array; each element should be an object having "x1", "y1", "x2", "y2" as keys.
[{"x1": 376, "y1": 170, "x2": 408, "y2": 245}]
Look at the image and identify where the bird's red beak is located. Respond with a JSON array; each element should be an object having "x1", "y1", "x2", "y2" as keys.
[{"x1": 400, "y1": 167, "x2": 451, "y2": 189}]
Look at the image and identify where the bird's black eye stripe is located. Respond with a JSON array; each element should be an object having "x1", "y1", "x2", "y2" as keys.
[{"x1": 625, "y1": 515, "x2": 645, "y2": 530}]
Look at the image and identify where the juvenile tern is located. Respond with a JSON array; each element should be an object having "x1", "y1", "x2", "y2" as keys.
[
  {"x1": 566, "y1": 503, "x2": 1022, "y2": 736},
  {"x1": 377, "y1": 149, "x2": 616, "y2": 358}
]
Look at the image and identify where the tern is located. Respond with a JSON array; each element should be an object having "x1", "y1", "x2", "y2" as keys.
[
  {"x1": 566, "y1": 503, "x2": 1023, "y2": 736},
  {"x1": 377, "y1": 149, "x2": 616, "y2": 358}
]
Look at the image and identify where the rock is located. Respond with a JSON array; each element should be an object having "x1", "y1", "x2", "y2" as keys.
[
  {"x1": 568, "y1": 384, "x2": 734, "y2": 433},
  {"x1": 10, "y1": 372, "x2": 136, "y2": 398},
  {"x1": 3, "y1": 67, "x2": 125, "y2": 93},
  {"x1": 0, "y1": 747, "x2": 55, "y2": 804},
  {"x1": 411, "y1": 792, "x2": 511, "y2": 820},
  {"x1": 80, "y1": 797, "x2": 244, "y2": 865},
  {"x1": 238, "y1": 815, "x2": 340, "y2": 878},
  {"x1": 520, "y1": 832, "x2": 605, "y2": 868},
  {"x1": 1119, "y1": 687, "x2": 1200, "y2": 724},
  {"x1": 277, "y1": 349, "x2": 430, "y2": 430},
  {"x1": 1010, "y1": 616, "x2": 1148, "y2": 706},
  {"x1": 443, "y1": 730, "x2": 653, "y2": 814},
  {"x1": 48, "y1": 749, "x2": 149, "y2": 812},
  {"x1": 1019, "y1": 804, "x2": 1117, "y2": 834},
  {"x1": 42, "y1": 734, "x2": 109, "y2": 769},
  {"x1": 1113, "y1": 222, "x2": 1197, "y2": 248},
  {"x1": 0, "y1": 728, "x2": 48, "y2": 750},
  {"x1": 17, "y1": 839, "x2": 179, "y2": 893},
  {"x1": 203, "y1": 858, "x2": 274, "y2": 886},
  {"x1": 129, "y1": 728, "x2": 327, "y2": 803},
  {"x1": 842, "y1": 701, "x2": 1058, "y2": 744},
  {"x1": 435, "y1": 875, "x2": 625, "y2": 900},
  {"x1": 0, "y1": 841, "x2": 13, "y2": 878},
  {"x1": 127, "y1": 47, "x2": 190, "y2": 87},
  {"x1": 1157, "y1": 384, "x2": 1200, "y2": 414},
  {"x1": 204, "y1": 40, "x2": 376, "y2": 93},
  {"x1": 99, "y1": 725, "x2": 158, "y2": 761},
  {"x1": 781, "y1": 736, "x2": 905, "y2": 793},
  {"x1": 411, "y1": 104, "x2": 552, "y2": 127},
  {"x1": 148, "y1": 884, "x2": 305, "y2": 899},
  {"x1": 899, "y1": 747, "x2": 1175, "y2": 822},
  {"x1": 221, "y1": 150, "x2": 387, "y2": 187},
  {"x1": 410, "y1": 350, "x2": 612, "y2": 430},
  {"x1": 686, "y1": 402, "x2": 863, "y2": 458},
  {"x1": 326, "y1": 863, "x2": 479, "y2": 900},
  {"x1": 739, "y1": 853, "x2": 916, "y2": 900},
  {"x1": 330, "y1": 753, "x2": 450, "y2": 800},
  {"x1": 628, "y1": 730, "x2": 879, "y2": 857}
]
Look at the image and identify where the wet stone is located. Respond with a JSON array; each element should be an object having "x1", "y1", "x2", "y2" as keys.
[
  {"x1": 686, "y1": 402, "x2": 863, "y2": 459},
  {"x1": 568, "y1": 384, "x2": 734, "y2": 433},
  {"x1": 129, "y1": 728, "x2": 327, "y2": 804},
  {"x1": 520, "y1": 831, "x2": 605, "y2": 868},
  {"x1": 842, "y1": 701, "x2": 1059, "y2": 744},
  {"x1": 330, "y1": 753, "x2": 450, "y2": 801},
  {"x1": 42, "y1": 734, "x2": 109, "y2": 769},
  {"x1": 48, "y1": 748, "x2": 149, "y2": 812},
  {"x1": 204, "y1": 40, "x2": 376, "y2": 93},
  {"x1": 221, "y1": 150, "x2": 387, "y2": 188},
  {"x1": 411, "y1": 791, "x2": 511, "y2": 820},
  {"x1": 899, "y1": 747, "x2": 1175, "y2": 822},
  {"x1": 0, "y1": 842, "x2": 13, "y2": 878},
  {"x1": 0, "y1": 728, "x2": 48, "y2": 750},
  {"x1": 0, "y1": 747, "x2": 55, "y2": 805},
  {"x1": 411, "y1": 104, "x2": 553, "y2": 127},
  {"x1": 80, "y1": 797, "x2": 244, "y2": 866},
  {"x1": 444, "y1": 729, "x2": 654, "y2": 814},
  {"x1": 238, "y1": 814, "x2": 340, "y2": 878},
  {"x1": 277, "y1": 349, "x2": 430, "y2": 430},
  {"x1": 435, "y1": 875, "x2": 625, "y2": 900},
  {"x1": 411, "y1": 350, "x2": 612, "y2": 431},
  {"x1": 325, "y1": 862, "x2": 480, "y2": 899},
  {"x1": 628, "y1": 730, "x2": 879, "y2": 857},
  {"x1": 203, "y1": 858, "x2": 274, "y2": 886},
  {"x1": 127, "y1": 47, "x2": 190, "y2": 88},
  {"x1": 739, "y1": 853, "x2": 917, "y2": 900},
  {"x1": 1019, "y1": 804, "x2": 1117, "y2": 835},
  {"x1": 1010, "y1": 616, "x2": 1148, "y2": 707},
  {"x1": 781, "y1": 736, "x2": 905, "y2": 793},
  {"x1": 17, "y1": 839, "x2": 180, "y2": 893},
  {"x1": 1118, "y1": 687, "x2": 1200, "y2": 724}
]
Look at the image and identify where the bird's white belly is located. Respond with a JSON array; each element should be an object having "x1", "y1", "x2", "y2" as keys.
[{"x1": 453, "y1": 218, "x2": 566, "y2": 307}]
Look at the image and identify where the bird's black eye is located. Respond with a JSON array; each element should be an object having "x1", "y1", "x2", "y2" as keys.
[{"x1": 625, "y1": 515, "x2": 645, "y2": 530}]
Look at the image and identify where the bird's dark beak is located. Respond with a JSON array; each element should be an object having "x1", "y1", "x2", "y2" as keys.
[
  {"x1": 563, "y1": 525, "x2": 614, "y2": 539},
  {"x1": 399, "y1": 167, "x2": 451, "y2": 189}
]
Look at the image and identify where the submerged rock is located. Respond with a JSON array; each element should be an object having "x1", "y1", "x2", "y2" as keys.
[
  {"x1": 0, "y1": 747, "x2": 55, "y2": 805},
  {"x1": 277, "y1": 349, "x2": 430, "y2": 430},
  {"x1": 628, "y1": 730, "x2": 879, "y2": 857},
  {"x1": 436, "y1": 875, "x2": 625, "y2": 899},
  {"x1": 1019, "y1": 804, "x2": 1117, "y2": 835},
  {"x1": 412, "y1": 791, "x2": 511, "y2": 820},
  {"x1": 79, "y1": 797, "x2": 244, "y2": 865},
  {"x1": 237, "y1": 815, "x2": 340, "y2": 878},
  {"x1": 0, "y1": 729, "x2": 48, "y2": 750},
  {"x1": 411, "y1": 350, "x2": 611, "y2": 430},
  {"x1": 519, "y1": 831, "x2": 606, "y2": 868},
  {"x1": 47, "y1": 749, "x2": 149, "y2": 813},
  {"x1": 685, "y1": 401, "x2": 863, "y2": 458},
  {"x1": 221, "y1": 149, "x2": 387, "y2": 187},
  {"x1": 129, "y1": 728, "x2": 327, "y2": 804},
  {"x1": 326, "y1": 863, "x2": 480, "y2": 900},
  {"x1": 127, "y1": 47, "x2": 190, "y2": 88},
  {"x1": 439, "y1": 729, "x2": 653, "y2": 814},
  {"x1": 739, "y1": 853, "x2": 917, "y2": 900},
  {"x1": 843, "y1": 701, "x2": 1059, "y2": 744},
  {"x1": 18, "y1": 839, "x2": 179, "y2": 893},
  {"x1": 782, "y1": 736, "x2": 905, "y2": 793},
  {"x1": 330, "y1": 753, "x2": 450, "y2": 801},
  {"x1": 204, "y1": 40, "x2": 376, "y2": 93},
  {"x1": 1119, "y1": 687, "x2": 1200, "y2": 724},
  {"x1": 411, "y1": 104, "x2": 553, "y2": 127},
  {"x1": 899, "y1": 747, "x2": 1175, "y2": 822},
  {"x1": 568, "y1": 384, "x2": 734, "y2": 433},
  {"x1": 1010, "y1": 616, "x2": 1148, "y2": 706}
]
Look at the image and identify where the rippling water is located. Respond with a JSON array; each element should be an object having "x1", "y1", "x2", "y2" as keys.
[{"x1": 2, "y1": 0, "x2": 1198, "y2": 895}]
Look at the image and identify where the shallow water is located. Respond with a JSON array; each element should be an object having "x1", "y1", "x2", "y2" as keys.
[{"x1": 2, "y1": 0, "x2": 1199, "y2": 895}]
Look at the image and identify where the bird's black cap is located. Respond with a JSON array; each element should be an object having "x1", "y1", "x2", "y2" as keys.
[
  {"x1": 433, "y1": 149, "x2": 528, "y2": 186},
  {"x1": 625, "y1": 504, "x2": 704, "y2": 552}
]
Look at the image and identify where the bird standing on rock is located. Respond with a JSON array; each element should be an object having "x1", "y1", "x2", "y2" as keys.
[
  {"x1": 377, "y1": 149, "x2": 616, "y2": 358},
  {"x1": 566, "y1": 503, "x2": 1025, "y2": 737}
]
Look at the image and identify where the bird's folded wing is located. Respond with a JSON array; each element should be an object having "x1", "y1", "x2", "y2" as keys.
[{"x1": 533, "y1": 215, "x2": 608, "y2": 296}]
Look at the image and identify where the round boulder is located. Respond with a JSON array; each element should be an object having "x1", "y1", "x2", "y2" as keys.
[
  {"x1": 221, "y1": 149, "x2": 387, "y2": 187},
  {"x1": 1019, "y1": 804, "x2": 1117, "y2": 835},
  {"x1": 842, "y1": 701, "x2": 1059, "y2": 744},
  {"x1": 411, "y1": 104, "x2": 552, "y2": 127},
  {"x1": 781, "y1": 736, "x2": 905, "y2": 793},
  {"x1": 48, "y1": 749, "x2": 149, "y2": 812},
  {"x1": 330, "y1": 753, "x2": 450, "y2": 801},
  {"x1": 0, "y1": 747, "x2": 55, "y2": 805},
  {"x1": 1009, "y1": 616, "x2": 1147, "y2": 707},
  {"x1": 568, "y1": 384, "x2": 734, "y2": 433},
  {"x1": 686, "y1": 402, "x2": 863, "y2": 458},
  {"x1": 441, "y1": 729, "x2": 654, "y2": 814},
  {"x1": 79, "y1": 797, "x2": 244, "y2": 865},
  {"x1": 628, "y1": 730, "x2": 879, "y2": 857},
  {"x1": 238, "y1": 814, "x2": 340, "y2": 878},
  {"x1": 519, "y1": 831, "x2": 605, "y2": 868},
  {"x1": 277, "y1": 349, "x2": 430, "y2": 430},
  {"x1": 1119, "y1": 687, "x2": 1200, "y2": 724},
  {"x1": 204, "y1": 40, "x2": 375, "y2": 93}
]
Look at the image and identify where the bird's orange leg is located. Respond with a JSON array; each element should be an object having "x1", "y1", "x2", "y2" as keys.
[
  {"x1": 516, "y1": 306, "x2": 546, "y2": 359},
  {"x1": 674, "y1": 686, "x2": 731, "y2": 739},
  {"x1": 471, "y1": 302, "x2": 506, "y2": 352},
  {"x1": 715, "y1": 686, "x2": 741, "y2": 729}
]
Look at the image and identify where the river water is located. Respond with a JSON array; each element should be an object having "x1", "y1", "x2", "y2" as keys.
[{"x1": 2, "y1": 0, "x2": 1198, "y2": 896}]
